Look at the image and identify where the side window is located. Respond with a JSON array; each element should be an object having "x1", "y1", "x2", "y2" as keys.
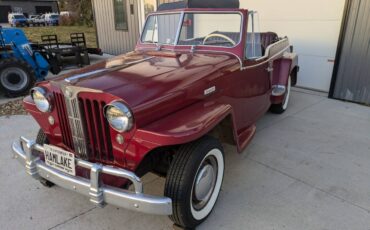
[
  {"x1": 245, "y1": 11, "x2": 263, "y2": 60},
  {"x1": 113, "y1": 0, "x2": 129, "y2": 30}
]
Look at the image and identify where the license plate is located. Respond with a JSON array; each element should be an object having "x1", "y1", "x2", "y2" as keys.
[{"x1": 44, "y1": 144, "x2": 76, "y2": 176}]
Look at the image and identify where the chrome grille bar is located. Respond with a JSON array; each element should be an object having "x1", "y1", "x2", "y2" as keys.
[{"x1": 61, "y1": 85, "x2": 91, "y2": 159}]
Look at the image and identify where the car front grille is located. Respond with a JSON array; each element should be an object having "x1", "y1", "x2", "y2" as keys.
[
  {"x1": 79, "y1": 97, "x2": 114, "y2": 161},
  {"x1": 53, "y1": 90, "x2": 114, "y2": 163},
  {"x1": 54, "y1": 92, "x2": 74, "y2": 150}
]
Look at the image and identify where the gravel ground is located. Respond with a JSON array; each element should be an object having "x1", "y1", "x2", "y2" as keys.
[{"x1": 0, "y1": 98, "x2": 27, "y2": 117}]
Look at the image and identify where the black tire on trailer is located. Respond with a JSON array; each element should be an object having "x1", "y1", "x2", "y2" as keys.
[
  {"x1": 0, "y1": 58, "x2": 36, "y2": 97},
  {"x1": 164, "y1": 136, "x2": 225, "y2": 229},
  {"x1": 36, "y1": 129, "x2": 55, "y2": 188},
  {"x1": 270, "y1": 75, "x2": 292, "y2": 114}
]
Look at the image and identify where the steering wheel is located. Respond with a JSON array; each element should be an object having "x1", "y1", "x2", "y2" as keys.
[{"x1": 203, "y1": 33, "x2": 236, "y2": 46}]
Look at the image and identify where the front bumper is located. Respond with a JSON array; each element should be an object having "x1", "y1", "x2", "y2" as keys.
[{"x1": 12, "y1": 136, "x2": 172, "y2": 215}]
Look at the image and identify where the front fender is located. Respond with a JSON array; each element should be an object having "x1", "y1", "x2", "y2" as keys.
[{"x1": 124, "y1": 101, "x2": 233, "y2": 170}]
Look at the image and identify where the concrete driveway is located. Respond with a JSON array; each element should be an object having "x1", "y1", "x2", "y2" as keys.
[{"x1": 0, "y1": 88, "x2": 370, "y2": 230}]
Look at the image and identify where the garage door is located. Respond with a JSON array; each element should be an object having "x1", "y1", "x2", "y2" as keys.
[
  {"x1": 35, "y1": 6, "x2": 53, "y2": 14},
  {"x1": 330, "y1": 0, "x2": 370, "y2": 104},
  {"x1": 240, "y1": 0, "x2": 346, "y2": 92},
  {"x1": 0, "y1": 5, "x2": 12, "y2": 23}
]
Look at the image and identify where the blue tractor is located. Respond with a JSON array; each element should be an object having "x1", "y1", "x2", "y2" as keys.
[
  {"x1": 0, "y1": 26, "x2": 102, "y2": 97},
  {"x1": 0, "y1": 27, "x2": 51, "y2": 97}
]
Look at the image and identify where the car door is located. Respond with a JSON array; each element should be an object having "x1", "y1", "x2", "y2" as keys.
[{"x1": 227, "y1": 11, "x2": 272, "y2": 131}]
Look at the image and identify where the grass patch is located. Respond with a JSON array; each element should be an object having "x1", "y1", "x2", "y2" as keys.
[{"x1": 21, "y1": 26, "x2": 97, "y2": 48}]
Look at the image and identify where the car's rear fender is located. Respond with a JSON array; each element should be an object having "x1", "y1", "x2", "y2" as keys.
[{"x1": 271, "y1": 52, "x2": 299, "y2": 104}]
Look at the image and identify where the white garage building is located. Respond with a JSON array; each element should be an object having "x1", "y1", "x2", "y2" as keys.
[
  {"x1": 92, "y1": 0, "x2": 370, "y2": 103},
  {"x1": 242, "y1": 0, "x2": 345, "y2": 92}
]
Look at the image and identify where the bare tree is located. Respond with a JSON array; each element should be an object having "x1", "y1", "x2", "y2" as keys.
[{"x1": 58, "y1": 0, "x2": 93, "y2": 26}]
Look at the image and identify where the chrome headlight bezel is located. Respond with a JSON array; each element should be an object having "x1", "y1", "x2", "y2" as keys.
[
  {"x1": 104, "y1": 101, "x2": 134, "y2": 133},
  {"x1": 31, "y1": 87, "x2": 51, "y2": 113}
]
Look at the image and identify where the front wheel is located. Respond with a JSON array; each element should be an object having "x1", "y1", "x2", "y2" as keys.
[{"x1": 165, "y1": 136, "x2": 225, "y2": 229}]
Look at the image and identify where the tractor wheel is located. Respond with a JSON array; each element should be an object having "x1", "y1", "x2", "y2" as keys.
[
  {"x1": 165, "y1": 136, "x2": 225, "y2": 229},
  {"x1": 270, "y1": 75, "x2": 292, "y2": 114},
  {"x1": 36, "y1": 129, "x2": 55, "y2": 188},
  {"x1": 0, "y1": 58, "x2": 36, "y2": 97}
]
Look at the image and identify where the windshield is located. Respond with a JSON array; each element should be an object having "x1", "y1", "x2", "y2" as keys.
[
  {"x1": 50, "y1": 15, "x2": 59, "y2": 19},
  {"x1": 14, "y1": 15, "x2": 26, "y2": 19},
  {"x1": 142, "y1": 13, "x2": 181, "y2": 45},
  {"x1": 141, "y1": 12, "x2": 242, "y2": 48}
]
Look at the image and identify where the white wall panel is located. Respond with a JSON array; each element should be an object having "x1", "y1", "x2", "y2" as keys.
[
  {"x1": 93, "y1": 0, "x2": 140, "y2": 55},
  {"x1": 240, "y1": 0, "x2": 346, "y2": 91},
  {"x1": 299, "y1": 55, "x2": 336, "y2": 92}
]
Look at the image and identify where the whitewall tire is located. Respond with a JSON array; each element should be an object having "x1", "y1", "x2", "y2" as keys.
[{"x1": 164, "y1": 136, "x2": 225, "y2": 229}]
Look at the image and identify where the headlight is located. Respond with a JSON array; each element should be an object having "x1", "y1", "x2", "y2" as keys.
[
  {"x1": 105, "y1": 101, "x2": 134, "y2": 132},
  {"x1": 31, "y1": 87, "x2": 51, "y2": 112}
]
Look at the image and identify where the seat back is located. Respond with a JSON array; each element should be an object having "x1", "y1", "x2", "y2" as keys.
[{"x1": 260, "y1": 32, "x2": 279, "y2": 50}]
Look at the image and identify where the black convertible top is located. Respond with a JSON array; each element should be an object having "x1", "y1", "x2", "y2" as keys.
[{"x1": 157, "y1": 0, "x2": 240, "y2": 11}]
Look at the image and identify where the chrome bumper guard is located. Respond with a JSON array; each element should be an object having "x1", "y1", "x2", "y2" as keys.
[{"x1": 12, "y1": 136, "x2": 172, "y2": 215}]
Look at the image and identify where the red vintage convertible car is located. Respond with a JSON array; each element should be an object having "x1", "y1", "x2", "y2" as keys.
[{"x1": 12, "y1": 1, "x2": 298, "y2": 228}]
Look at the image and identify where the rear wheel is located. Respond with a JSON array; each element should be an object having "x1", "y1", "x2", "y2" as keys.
[
  {"x1": 165, "y1": 136, "x2": 225, "y2": 229},
  {"x1": 0, "y1": 59, "x2": 36, "y2": 97},
  {"x1": 270, "y1": 75, "x2": 291, "y2": 114},
  {"x1": 36, "y1": 129, "x2": 55, "y2": 188}
]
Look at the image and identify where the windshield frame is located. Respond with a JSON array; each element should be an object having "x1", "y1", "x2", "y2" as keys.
[{"x1": 140, "y1": 10, "x2": 244, "y2": 49}]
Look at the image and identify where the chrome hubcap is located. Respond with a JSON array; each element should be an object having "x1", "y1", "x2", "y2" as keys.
[{"x1": 192, "y1": 156, "x2": 218, "y2": 210}]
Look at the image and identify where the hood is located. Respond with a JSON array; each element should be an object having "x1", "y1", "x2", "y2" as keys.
[{"x1": 52, "y1": 50, "x2": 239, "y2": 126}]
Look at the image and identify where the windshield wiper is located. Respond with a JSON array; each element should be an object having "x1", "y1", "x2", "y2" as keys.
[
  {"x1": 155, "y1": 43, "x2": 162, "y2": 51},
  {"x1": 191, "y1": 45, "x2": 197, "y2": 53},
  {"x1": 142, "y1": 41, "x2": 163, "y2": 51}
]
